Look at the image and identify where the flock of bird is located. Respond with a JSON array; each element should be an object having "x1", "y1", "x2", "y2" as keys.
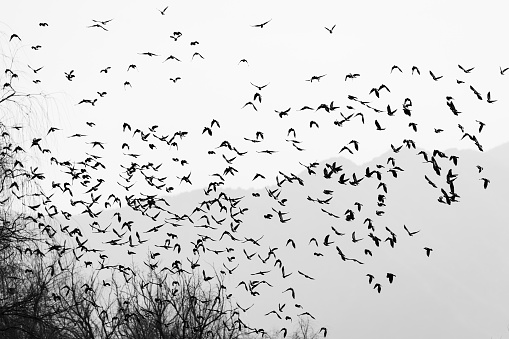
[{"x1": 0, "y1": 8, "x2": 500, "y2": 338}]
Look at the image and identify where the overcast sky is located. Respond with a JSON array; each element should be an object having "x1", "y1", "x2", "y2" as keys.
[
  {"x1": 2, "y1": 1, "x2": 509, "y2": 338},
  {"x1": 2, "y1": 0, "x2": 509, "y2": 195}
]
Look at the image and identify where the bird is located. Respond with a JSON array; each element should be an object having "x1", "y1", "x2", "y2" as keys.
[
  {"x1": 169, "y1": 77, "x2": 181, "y2": 83},
  {"x1": 386, "y1": 105, "x2": 397, "y2": 116},
  {"x1": 250, "y1": 82, "x2": 269, "y2": 91},
  {"x1": 65, "y1": 70, "x2": 75, "y2": 81},
  {"x1": 458, "y1": 64, "x2": 474, "y2": 73},
  {"x1": 429, "y1": 70, "x2": 442, "y2": 81},
  {"x1": 480, "y1": 178, "x2": 490, "y2": 189},
  {"x1": 411, "y1": 66, "x2": 420, "y2": 75},
  {"x1": 158, "y1": 6, "x2": 168, "y2": 15},
  {"x1": 238, "y1": 59, "x2": 249, "y2": 65},
  {"x1": 163, "y1": 55, "x2": 181, "y2": 62},
  {"x1": 242, "y1": 101, "x2": 258, "y2": 111},
  {"x1": 192, "y1": 52, "x2": 204, "y2": 60},
  {"x1": 100, "y1": 66, "x2": 111, "y2": 73},
  {"x1": 88, "y1": 23, "x2": 108, "y2": 31},
  {"x1": 93, "y1": 19, "x2": 113, "y2": 26},
  {"x1": 39, "y1": 22, "x2": 48, "y2": 27},
  {"x1": 386, "y1": 273, "x2": 396, "y2": 283},
  {"x1": 390, "y1": 65, "x2": 402, "y2": 73},
  {"x1": 10, "y1": 34, "x2": 21, "y2": 42},
  {"x1": 324, "y1": 24, "x2": 336, "y2": 34},
  {"x1": 28, "y1": 65, "x2": 43, "y2": 73},
  {"x1": 374, "y1": 120, "x2": 385, "y2": 131},
  {"x1": 487, "y1": 92, "x2": 497, "y2": 103},
  {"x1": 470, "y1": 85, "x2": 483, "y2": 100},
  {"x1": 306, "y1": 74, "x2": 326, "y2": 82},
  {"x1": 139, "y1": 52, "x2": 159, "y2": 57},
  {"x1": 47, "y1": 127, "x2": 61, "y2": 135},
  {"x1": 373, "y1": 283, "x2": 382, "y2": 293},
  {"x1": 345, "y1": 73, "x2": 360, "y2": 81},
  {"x1": 275, "y1": 107, "x2": 291, "y2": 118},
  {"x1": 424, "y1": 247, "x2": 433, "y2": 257},
  {"x1": 500, "y1": 66, "x2": 509, "y2": 75},
  {"x1": 252, "y1": 19, "x2": 272, "y2": 28}
]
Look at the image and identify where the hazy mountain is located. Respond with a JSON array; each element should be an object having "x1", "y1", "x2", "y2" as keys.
[{"x1": 69, "y1": 142, "x2": 509, "y2": 339}]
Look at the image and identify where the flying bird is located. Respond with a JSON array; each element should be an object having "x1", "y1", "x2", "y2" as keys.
[
  {"x1": 424, "y1": 247, "x2": 433, "y2": 257},
  {"x1": 158, "y1": 6, "x2": 168, "y2": 15},
  {"x1": 429, "y1": 70, "x2": 442, "y2": 81},
  {"x1": 458, "y1": 64, "x2": 474, "y2": 73},
  {"x1": 252, "y1": 19, "x2": 272, "y2": 28},
  {"x1": 324, "y1": 24, "x2": 336, "y2": 34}
]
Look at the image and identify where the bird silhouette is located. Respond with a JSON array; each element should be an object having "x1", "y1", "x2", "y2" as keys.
[
  {"x1": 158, "y1": 6, "x2": 168, "y2": 15},
  {"x1": 429, "y1": 70, "x2": 443, "y2": 81},
  {"x1": 252, "y1": 19, "x2": 272, "y2": 28},
  {"x1": 424, "y1": 247, "x2": 433, "y2": 257},
  {"x1": 458, "y1": 64, "x2": 474, "y2": 73},
  {"x1": 324, "y1": 24, "x2": 336, "y2": 34}
]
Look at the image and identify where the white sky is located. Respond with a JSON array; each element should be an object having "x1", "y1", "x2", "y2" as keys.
[
  {"x1": 2, "y1": 0, "x2": 509, "y2": 338},
  {"x1": 2, "y1": 0, "x2": 509, "y2": 196}
]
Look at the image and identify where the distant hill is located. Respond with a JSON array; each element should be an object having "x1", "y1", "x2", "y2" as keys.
[{"x1": 67, "y1": 141, "x2": 509, "y2": 339}]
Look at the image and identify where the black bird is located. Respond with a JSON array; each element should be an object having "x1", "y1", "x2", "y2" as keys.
[
  {"x1": 429, "y1": 70, "x2": 442, "y2": 81},
  {"x1": 374, "y1": 120, "x2": 385, "y2": 131},
  {"x1": 163, "y1": 55, "x2": 181, "y2": 62},
  {"x1": 480, "y1": 178, "x2": 490, "y2": 189},
  {"x1": 458, "y1": 64, "x2": 474, "y2": 73},
  {"x1": 390, "y1": 65, "x2": 402, "y2": 73},
  {"x1": 404, "y1": 224, "x2": 420, "y2": 236},
  {"x1": 139, "y1": 52, "x2": 159, "y2": 57},
  {"x1": 28, "y1": 65, "x2": 43, "y2": 73},
  {"x1": 386, "y1": 273, "x2": 396, "y2": 283},
  {"x1": 411, "y1": 66, "x2": 420, "y2": 75},
  {"x1": 469, "y1": 85, "x2": 483, "y2": 100},
  {"x1": 283, "y1": 287, "x2": 295, "y2": 299},
  {"x1": 10, "y1": 34, "x2": 21, "y2": 41},
  {"x1": 158, "y1": 6, "x2": 168, "y2": 15},
  {"x1": 366, "y1": 273, "x2": 374, "y2": 284},
  {"x1": 424, "y1": 247, "x2": 433, "y2": 257},
  {"x1": 275, "y1": 107, "x2": 291, "y2": 118},
  {"x1": 345, "y1": 73, "x2": 360, "y2": 81},
  {"x1": 88, "y1": 23, "x2": 108, "y2": 31},
  {"x1": 324, "y1": 24, "x2": 336, "y2": 34},
  {"x1": 192, "y1": 52, "x2": 204, "y2": 60},
  {"x1": 475, "y1": 120, "x2": 485, "y2": 133},
  {"x1": 306, "y1": 74, "x2": 327, "y2": 82},
  {"x1": 250, "y1": 82, "x2": 269, "y2": 91},
  {"x1": 487, "y1": 92, "x2": 496, "y2": 103},
  {"x1": 500, "y1": 66, "x2": 509, "y2": 75},
  {"x1": 252, "y1": 19, "x2": 272, "y2": 28},
  {"x1": 93, "y1": 19, "x2": 113, "y2": 26},
  {"x1": 386, "y1": 104, "x2": 397, "y2": 116}
]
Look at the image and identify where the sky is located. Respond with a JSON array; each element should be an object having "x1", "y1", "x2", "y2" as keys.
[
  {"x1": 2, "y1": 0, "x2": 509, "y2": 338},
  {"x1": 2, "y1": 0, "x2": 509, "y2": 196}
]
